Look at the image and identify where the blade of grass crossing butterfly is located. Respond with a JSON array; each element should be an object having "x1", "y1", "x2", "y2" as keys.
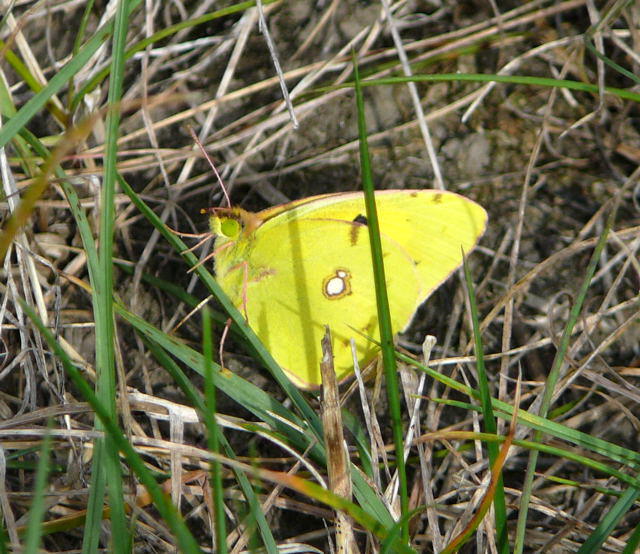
[{"x1": 354, "y1": 52, "x2": 410, "y2": 544}]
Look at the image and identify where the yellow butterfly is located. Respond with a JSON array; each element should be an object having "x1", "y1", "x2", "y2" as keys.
[{"x1": 209, "y1": 189, "x2": 487, "y2": 389}]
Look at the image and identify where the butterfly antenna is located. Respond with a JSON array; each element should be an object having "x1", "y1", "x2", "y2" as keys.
[{"x1": 187, "y1": 126, "x2": 231, "y2": 208}]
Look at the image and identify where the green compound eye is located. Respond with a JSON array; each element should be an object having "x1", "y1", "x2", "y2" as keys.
[{"x1": 220, "y1": 217, "x2": 241, "y2": 238}]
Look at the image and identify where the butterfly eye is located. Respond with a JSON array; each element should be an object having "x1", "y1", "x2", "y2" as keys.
[{"x1": 220, "y1": 217, "x2": 241, "y2": 238}]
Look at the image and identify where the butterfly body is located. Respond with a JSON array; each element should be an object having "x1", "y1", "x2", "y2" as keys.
[{"x1": 210, "y1": 190, "x2": 487, "y2": 389}]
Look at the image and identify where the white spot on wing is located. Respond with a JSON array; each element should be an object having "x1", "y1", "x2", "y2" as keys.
[{"x1": 323, "y1": 269, "x2": 352, "y2": 299}]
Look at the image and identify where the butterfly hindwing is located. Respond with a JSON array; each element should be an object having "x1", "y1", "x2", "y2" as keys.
[{"x1": 216, "y1": 216, "x2": 422, "y2": 388}]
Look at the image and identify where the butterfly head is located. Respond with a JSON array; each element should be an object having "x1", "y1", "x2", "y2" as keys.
[{"x1": 206, "y1": 207, "x2": 262, "y2": 248}]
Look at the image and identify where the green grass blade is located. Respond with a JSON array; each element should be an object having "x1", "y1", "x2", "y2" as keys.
[
  {"x1": 82, "y1": 0, "x2": 132, "y2": 551},
  {"x1": 411, "y1": 423, "x2": 640, "y2": 489},
  {"x1": 71, "y1": 0, "x2": 278, "y2": 110},
  {"x1": 0, "y1": 26, "x2": 110, "y2": 149},
  {"x1": 584, "y1": 0, "x2": 640, "y2": 86},
  {"x1": 403, "y1": 351, "x2": 640, "y2": 469},
  {"x1": 0, "y1": 116, "x2": 107, "y2": 551},
  {"x1": 201, "y1": 310, "x2": 228, "y2": 553},
  {"x1": 0, "y1": 523, "x2": 7, "y2": 554},
  {"x1": 135, "y1": 311, "x2": 396, "y2": 550},
  {"x1": 576, "y1": 487, "x2": 640, "y2": 554},
  {"x1": 81, "y1": 453, "x2": 107, "y2": 553},
  {"x1": 353, "y1": 52, "x2": 409, "y2": 544},
  {"x1": 622, "y1": 518, "x2": 640, "y2": 554},
  {"x1": 0, "y1": 40, "x2": 67, "y2": 124},
  {"x1": 514, "y1": 201, "x2": 619, "y2": 553},
  {"x1": 117, "y1": 302, "x2": 312, "y2": 449},
  {"x1": 353, "y1": 73, "x2": 640, "y2": 103},
  {"x1": 22, "y1": 423, "x2": 53, "y2": 553},
  {"x1": 14, "y1": 126, "x2": 99, "y2": 265},
  {"x1": 17, "y1": 298, "x2": 202, "y2": 552},
  {"x1": 67, "y1": 0, "x2": 96, "y2": 105},
  {"x1": 140, "y1": 334, "x2": 279, "y2": 553},
  {"x1": 463, "y1": 258, "x2": 508, "y2": 551}
]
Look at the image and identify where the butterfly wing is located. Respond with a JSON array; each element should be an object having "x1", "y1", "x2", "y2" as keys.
[
  {"x1": 213, "y1": 189, "x2": 487, "y2": 388},
  {"x1": 259, "y1": 189, "x2": 488, "y2": 311},
  {"x1": 215, "y1": 216, "x2": 423, "y2": 388}
]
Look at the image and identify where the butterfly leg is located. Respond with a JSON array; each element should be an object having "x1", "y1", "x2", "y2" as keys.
[
  {"x1": 182, "y1": 234, "x2": 213, "y2": 255},
  {"x1": 218, "y1": 317, "x2": 232, "y2": 369},
  {"x1": 170, "y1": 227, "x2": 211, "y2": 239},
  {"x1": 188, "y1": 239, "x2": 234, "y2": 273},
  {"x1": 240, "y1": 260, "x2": 250, "y2": 321},
  {"x1": 224, "y1": 259, "x2": 252, "y2": 321},
  {"x1": 170, "y1": 295, "x2": 213, "y2": 334}
]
